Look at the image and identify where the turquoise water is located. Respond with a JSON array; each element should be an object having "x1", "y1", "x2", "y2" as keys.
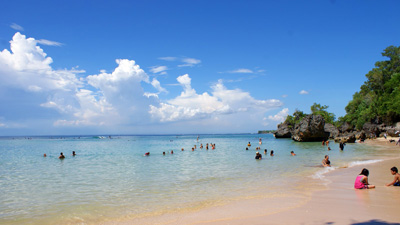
[{"x1": 0, "y1": 134, "x2": 390, "y2": 224}]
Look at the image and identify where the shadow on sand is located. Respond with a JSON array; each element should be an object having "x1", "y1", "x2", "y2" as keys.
[{"x1": 350, "y1": 220, "x2": 400, "y2": 225}]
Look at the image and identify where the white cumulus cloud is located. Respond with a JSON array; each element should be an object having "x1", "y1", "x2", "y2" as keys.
[
  {"x1": 267, "y1": 108, "x2": 289, "y2": 122},
  {"x1": 149, "y1": 76, "x2": 282, "y2": 123},
  {"x1": 299, "y1": 90, "x2": 309, "y2": 95}
]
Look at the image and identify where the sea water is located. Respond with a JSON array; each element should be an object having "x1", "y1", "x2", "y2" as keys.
[{"x1": 0, "y1": 134, "x2": 392, "y2": 224}]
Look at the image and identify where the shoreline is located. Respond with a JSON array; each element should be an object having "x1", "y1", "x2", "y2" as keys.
[{"x1": 107, "y1": 137, "x2": 400, "y2": 225}]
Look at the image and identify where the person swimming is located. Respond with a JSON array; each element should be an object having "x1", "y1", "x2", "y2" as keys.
[
  {"x1": 264, "y1": 149, "x2": 267, "y2": 154},
  {"x1": 322, "y1": 155, "x2": 330, "y2": 167},
  {"x1": 144, "y1": 152, "x2": 150, "y2": 156},
  {"x1": 255, "y1": 152, "x2": 262, "y2": 159},
  {"x1": 72, "y1": 151, "x2": 76, "y2": 156},
  {"x1": 291, "y1": 151, "x2": 296, "y2": 156},
  {"x1": 247, "y1": 142, "x2": 251, "y2": 147},
  {"x1": 270, "y1": 150, "x2": 274, "y2": 156},
  {"x1": 354, "y1": 168, "x2": 375, "y2": 189},
  {"x1": 59, "y1": 152, "x2": 65, "y2": 159}
]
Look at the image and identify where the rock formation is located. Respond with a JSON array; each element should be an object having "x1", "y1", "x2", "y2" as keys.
[{"x1": 291, "y1": 115, "x2": 330, "y2": 142}]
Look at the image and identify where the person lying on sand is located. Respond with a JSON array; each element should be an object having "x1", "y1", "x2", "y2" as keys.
[
  {"x1": 386, "y1": 167, "x2": 400, "y2": 186},
  {"x1": 354, "y1": 168, "x2": 375, "y2": 189}
]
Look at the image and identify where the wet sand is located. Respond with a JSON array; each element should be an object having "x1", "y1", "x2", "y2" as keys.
[{"x1": 107, "y1": 138, "x2": 400, "y2": 225}]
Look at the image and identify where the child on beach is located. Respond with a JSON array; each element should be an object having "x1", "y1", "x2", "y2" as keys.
[
  {"x1": 386, "y1": 167, "x2": 400, "y2": 186},
  {"x1": 354, "y1": 168, "x2": 375, "y2": 189}
]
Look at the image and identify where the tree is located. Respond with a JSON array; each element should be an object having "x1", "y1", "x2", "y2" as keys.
[
  {"x1": 310, "y1": 103, "x2": 335, "y2": 124},
  {"x1": 343, "y1": 45, "x2": 400, "y2": 128}
]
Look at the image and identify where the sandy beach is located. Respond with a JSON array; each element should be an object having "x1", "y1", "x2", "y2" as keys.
[{"x1": 109, "y1": 137, "x2": 400, "y2": 225}]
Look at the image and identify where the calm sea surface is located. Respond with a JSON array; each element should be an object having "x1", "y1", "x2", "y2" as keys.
[{"x1": 0, "y1": 134, "x2": 391, "y2": 224}]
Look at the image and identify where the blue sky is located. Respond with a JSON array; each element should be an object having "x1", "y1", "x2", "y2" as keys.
[{"x1": 0, "y1": 0, "x2": 399, "y2": 135}]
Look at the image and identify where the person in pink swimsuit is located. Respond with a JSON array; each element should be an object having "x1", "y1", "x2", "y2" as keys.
[{"x1": 354, "y1": 168, "x2": 375, "y2": 189}]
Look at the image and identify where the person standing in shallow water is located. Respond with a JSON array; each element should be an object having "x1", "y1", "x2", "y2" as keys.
[
  {"x1": 255, "y1": 152, "x2": 262, "y2": 159},
  {"x1": 59, "y1": 152, "x2": 65, "y2": 159},
  {"x1": 339, "y1": 141, "x2": 345, "y2": 151}
]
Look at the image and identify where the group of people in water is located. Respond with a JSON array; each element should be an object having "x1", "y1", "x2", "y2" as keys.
[
  {"x1": 43, "y1": 151, "x2": 76, "y2": 159},
  {"x1": 354, "y1": 167, "x2": 400, "y2": 189},
  {"x1": 145, "y1": 142, "x2": 217, "y2": 156}
]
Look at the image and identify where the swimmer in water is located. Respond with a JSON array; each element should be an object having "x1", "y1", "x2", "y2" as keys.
[
  {"x1": 59, "y1": 152, "x2": 65, "y2": 159},
  {"x1": 270, "y1": 150, "x2": 274, "y2": 156},
  {"x1": 144, "y1": 152, "x2": 150, "y2": 156},
  {"x1": 291, "y1": 151, "x2": 296, "y2": 156},
  {"x1": 255, "y1": 152, "x2": 262, "y2": 159},
  {"x1": 72, "y1": 151, "x2": 76, "y2": 156},
  {"x1": 322, "y1": 155, "x2": 331, "y2": 167}
]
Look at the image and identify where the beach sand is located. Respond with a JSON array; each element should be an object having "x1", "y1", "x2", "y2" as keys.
[{"x1": 107, "y1": 138, "x2": 400, "y2": 225}]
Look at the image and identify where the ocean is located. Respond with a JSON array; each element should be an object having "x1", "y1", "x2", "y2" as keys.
[{"x1": 0, "y1": 134, "x2": 392, "y2": 224}]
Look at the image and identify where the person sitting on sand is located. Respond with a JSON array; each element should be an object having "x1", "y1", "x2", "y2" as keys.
[
  {"x1": 322, "y1": 155, "x2": 330, "y2": 167},
  {"x1": 386, "y1": 167, "x2": 400, "y2": 186},
  {"x1": 59, "y1": 152, "x2": 65, "y2": 159},
  {"x1": 354, "y1": 168, "x2": 375, "y2": 189},
  {"x1": 255, "y1": 152, "x2": 262, "y2": 159},
  {"x1": 270, "y1": 150, "x2": 274, "y2": 156},
  {"x1": 291, "y1": 151, "x2": 296, "y2": 156}
]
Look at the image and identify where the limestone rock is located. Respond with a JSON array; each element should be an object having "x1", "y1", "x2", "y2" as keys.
[
  {"x1": 274, "y1": 122, "x2": 292, "y2": 138},
  {"x1": 324, "y1": 123, "x2": 339, "y2": 139},
  {"x1": 291, "y1": 115, "x2": 330, "y2": 142}
]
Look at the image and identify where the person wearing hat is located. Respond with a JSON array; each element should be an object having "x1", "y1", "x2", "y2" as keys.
[{"x1": 255, "y1": 152, "x2": 262, "y2": 159}]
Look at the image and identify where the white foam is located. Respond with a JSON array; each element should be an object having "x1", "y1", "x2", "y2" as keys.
[
  {"x1": 311, "y1": 166, "x2": 337, "y2": 184},
  {"x1": 347, "y1": 159, "x2": 383, "y2": 168}
]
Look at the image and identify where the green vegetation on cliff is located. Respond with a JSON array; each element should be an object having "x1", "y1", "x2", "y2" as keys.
[
  {"x1": 341, "y1": 46, "x2": 400, "y2": 129},
  {"x1": 284, "y1": 103, "x2": 335, "y2": 127}
]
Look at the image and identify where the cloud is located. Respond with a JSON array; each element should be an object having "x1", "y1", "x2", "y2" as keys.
[
  {"x1": 0, "y1": 32, "x2": 81, "y2": 92},
  {"x1": 149, "y1": 76, "x2": 282, "y2": 122},
  {"x1": 150, "y1": 78, "x2": 167, "y2": 94},
  {"x1": 159, "y1": 56, "x2": 177, "y2": 61},
  {"x1": 281, "y1": 94, "x2": 288, "y2": 98},
  {"x1": 228, "y1": 68, "x2": 254, "y2": 74},
  {"x1": 0, "y1": 32, "x2": 283, "y2": 134},
  {"x1": 36, "y1": 39, "x2": 63, "y2": 46},
  {"x1": 299, "y1": 90, "x2": 309, "y2": 95},
  {"x1": 178, "y1": 57, "x2": 201, "y2": 67},
  {"x1": 267, "y1": 108, "x2": 289, "y2": 122},
  {"x1": 150, "y1": 65, "x2": 168, "y2": 74},
  {"x1": 10, "y1": 23, "x2": 24, "y2": 31}
]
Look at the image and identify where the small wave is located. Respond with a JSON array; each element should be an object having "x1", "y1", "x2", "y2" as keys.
[
  {"x1": 311, "y1": 166, "x2": 336, "y2": 181},
  {"x1": 347, "y1": 159, "x2": 383, "y2": 168}
]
